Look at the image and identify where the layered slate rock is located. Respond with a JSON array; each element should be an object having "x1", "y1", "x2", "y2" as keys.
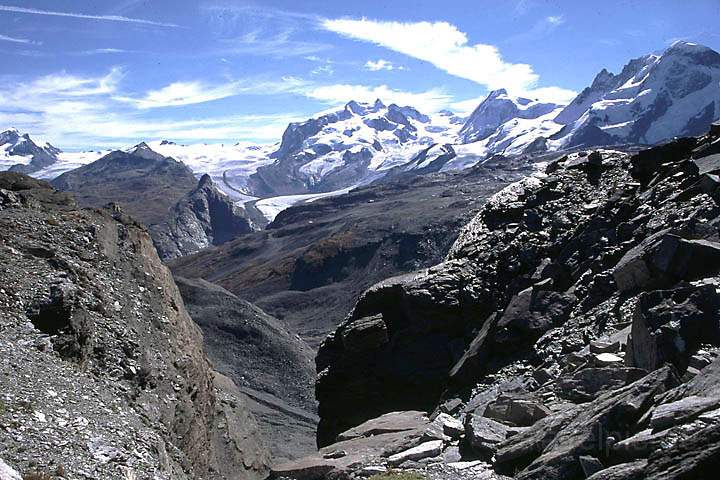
[
  {"x1": 0, "y1": 172, "x2": 269, "y2": 479},
  {"x1": 308, "y1": 126, "x2": 720, "y2": 479}
]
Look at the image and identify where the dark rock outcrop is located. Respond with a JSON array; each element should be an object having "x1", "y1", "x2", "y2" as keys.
[
  {"x1": 306, "y1": 125, "x2": 720, "y2": 479},
  {"x1": 152, "y1": 174, "x2": 252, "y2": 260}
]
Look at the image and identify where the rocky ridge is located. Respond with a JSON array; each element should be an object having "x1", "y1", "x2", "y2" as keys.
[
  {"x1": 0, "y1": 173, "x2": 269, "y2": 479},
  {"x1": 274, "y1": 124, "x2": 720, "y2": 479}
]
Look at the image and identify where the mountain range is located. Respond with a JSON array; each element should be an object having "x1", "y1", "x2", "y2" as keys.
[
  {"x1": 2, "y1": 41, "x2": 720, "y2": 241},
  {"x1": 3, "y1": 39, "x2": 720, "y2": 480}
]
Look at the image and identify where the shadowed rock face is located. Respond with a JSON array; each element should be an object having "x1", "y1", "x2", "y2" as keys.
[
  {"x1": 0, "y1": 172, "x2": 269, "y2": 479},
  {"x1": 308, "y1": 126, "x2": 720, "y2": 478},
  {"x1": 152, "y1": 174, "x2": 253, "y2": 260}
]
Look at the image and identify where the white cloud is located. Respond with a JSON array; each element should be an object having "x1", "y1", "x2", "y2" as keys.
[
  {"x1": 322, "y1": 17, "x2": 575, "y2": 102},
  {"x1": 364, "y1": 59, "x2": 403, "y2": 71},
  {"x1": 546, "y1": 15, "x2": 564, "y2": 26},
  {"x1": 0, "y1": 69, "x2": 310, "y2": 147},
  {"x1": 304, "y1": 84, "x2": 452, "y2": 112},
  {"x1": 311, "y1": 64, "x2": 334, "y2": 76},
  {"x1": 0, "y1": 33, "x2": 41, "y2": 45},
  {"x1": 0, "y1": 5, "x2": 178, "y2": 27},
  {"x1": 323, "y1": 18, "x2": 538, "y2": 93},
  {"x1": 116, "y1": 81, "x2": 245, "y2": 109}
]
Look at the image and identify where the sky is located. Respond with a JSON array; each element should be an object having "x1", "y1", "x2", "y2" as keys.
[{"x1": 0, "y1": 0, "x2": 719, "y2": 149}]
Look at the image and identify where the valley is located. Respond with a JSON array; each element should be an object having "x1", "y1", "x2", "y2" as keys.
[{"x1": 2, "y1": 31, "x2": 720, "y2": 480}]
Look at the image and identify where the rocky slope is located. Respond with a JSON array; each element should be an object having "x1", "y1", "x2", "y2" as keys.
[
  {"x1": 152, "y1": 174, "x2": 253, "y2": 260},
  {"x1": 170, "y1": 165, "x2": 529, "y2": 348},
  {"x1": 174, "y1": 277, "x2": 317, "y2": 463},
  {"x1": 0, "y1": 172, "x2": 269, "y2": 478},
  {"x1": 51, "y1": 143, "x2": 199, "y2": 226},
  {"x1": 0, "y1": 128, "x2": 60, "y2": 175},
  {"x1": 271, "y1": 124, "x2": 720, "y2": 479}
]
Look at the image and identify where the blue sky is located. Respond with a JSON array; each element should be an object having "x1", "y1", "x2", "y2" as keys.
[{"x1": 0, "y1": 0, "x2": 719, "y2": 149}]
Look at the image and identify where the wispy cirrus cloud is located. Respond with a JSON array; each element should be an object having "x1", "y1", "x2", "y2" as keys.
[
  {"x1": 0, "y1": 4, "x2": 179, "y2": 27},
  {"x1": 0, "y1": 33, "x2": 41, "y2": 45},
  {"x1": 322, "y1": 17, "x2": 575, "y2": 103}
]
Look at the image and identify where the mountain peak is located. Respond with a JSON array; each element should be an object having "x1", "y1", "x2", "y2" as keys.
[
  {"x1": 197, "y1": 173, "x2": 214, "y2": 188},
  {"x1": 663, "y1": 40, "x2": 720, "y2": 66},
  {"x1": 486, "y1": 88, "x2": 508, "y2": 99}
]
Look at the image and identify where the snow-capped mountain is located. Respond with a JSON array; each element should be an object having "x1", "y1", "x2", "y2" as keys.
[
  {"x1": 550, "y1": 41, "x2": 720, "y2": 148},
  {"x1": 0, "y1": 128, "x2": 61, "y2": 175},
  {"x1": 439, "y1": 41, "x2": 720, "y2": 167},
  {"x1": 247, "y1": 99, "x2": 463, "y2": 196},
  {"x1": 458, "y1": 89, "x2": 560, "y2": 144}
]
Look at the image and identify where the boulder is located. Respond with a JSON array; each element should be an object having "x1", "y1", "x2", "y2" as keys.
[
  {"x1": 579, "y1": 456, "x2": 605, "y2": 477},
  {"x1": 692, "y1": 153, "x2": 720, "y2": 176},
  {"x1": 586, "y1": 461, "x2": 647, "y2": 480},
  {"x1": 589, "y1": 340, "x2": 621, "y2": 354},
  {"x1": 512, "y1": 366, "x2": 678, "y2": 479},
  {"x1": 340, "y1": 314, "x2": 389, "y2": 352},
  {"x1": 494, "y1": 406, "x2": 582, "y2": 474},
  {"x1": 494, "y1": 285, "x2": 576, "y2": 347},
  {"x1": 649, "y1": 395, "x2": 720, "y2": 431},
  {"x1": 593, "y1": 353, "x2": 624, "y2": 367},
  {"x1": 270, "y1": 457, "x2": 338, "y2": 480},
  {"x1": 336, "y1": 411, "x2": 428, "y2": 442},
  {"x1": 484, "y1": 395, "x2": 551, "y2": 427},
  {"x1": 387, "y1": 440, "x2": 444, "y2": 466},
  {"x1": 614, "y1": 233, "x2": 720, "y2": 292},
  {"x1": 433, "y1": 413, "x2": 464, "y2": 439},
  {"x1": 626, "y1": 285, "x2": 720, "y2": 372},
  {"x1": 465, "y1": 414, "x2": 512, "y2": 455},
  {"x1": 644, "y1": 422, "x2": 720, "y2": 479},
  {"x1": 630, "y1": 137, "x2": 696, "y2": 185},
  {"x1": 556, "y1": 367, "x2": 647, "y2": 403}
]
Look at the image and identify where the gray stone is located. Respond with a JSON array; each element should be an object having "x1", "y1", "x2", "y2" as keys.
[
  {"x1": 590, "y1": 340, "x2": 621, "y2": 354},
  {"x1": 336, "y1": 411, "x2": 428, "y2": 442},
  {"x1": 483, "y1": 395, "x2": 551, "y2": 427},
  {"x1": 556, "y1": 367, "x2": 647, "y2": 403},
  {"x1": 650, "y1": 395, "x2": 720, "y2": 431},
  {"x1": 340, "y1": 314, "x2": 389, "y2": 352},
  {"x1": 466, "y1": 414, "x2": 511, "y2": 455},
  {"x1": 579, "y1": 456, "x2": 605, "y2": 477},
  {"x1": 387, "y1": 440, "x2": 444, "y2": 466},
  {"x1": 586, "y1": 461, "x2": 647, "y2": 480}
]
